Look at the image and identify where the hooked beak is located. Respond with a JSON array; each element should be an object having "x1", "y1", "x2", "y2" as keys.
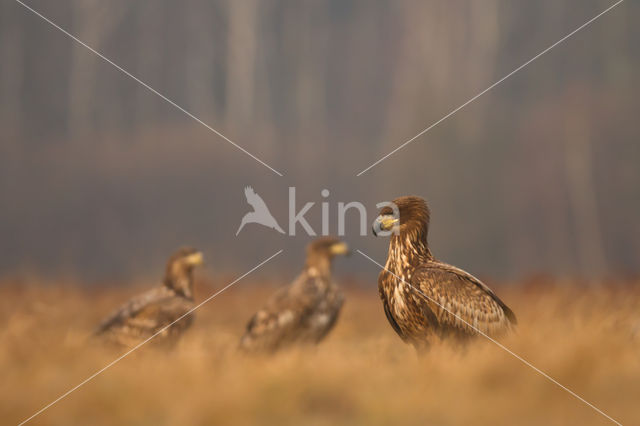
[
  {"x1": 330, "y1": 242, "x2": 350, "y2": 256},
  {"x1": 186, "y1": 251, "x2": 204, "y2": 266},
  {"x1": 372, "y1": 215, "x2": 399, "y2": 236}
]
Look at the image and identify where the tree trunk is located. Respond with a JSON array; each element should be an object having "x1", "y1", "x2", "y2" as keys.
[
  {"x1": 68, "y1": 0, "x2": 125, "y2": 141},
  {"x1": 225, "y1": 0, "x2": 257, "y2": 135},
  {"x1": 564, "y1": 90, "x2": 607, "y2": 280}
]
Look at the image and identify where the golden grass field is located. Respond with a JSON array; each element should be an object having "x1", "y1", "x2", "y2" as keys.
[{"x1": 1, "y1": 276, "x2": 639, "y2": 425}]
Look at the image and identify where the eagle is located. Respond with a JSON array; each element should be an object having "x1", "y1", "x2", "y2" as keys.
[
  {"x1": 93, "y1": 247, "x2": 203, "y2": 348},
  {"x1": 239, "y1": 237, "x2": 349, "y2": 353},
  {"x1": 373, "y1": 196, "x2": 516, "y2": 351},
  {"x1": 236, "y1": 186, "x2": 285, "y2": 235}
]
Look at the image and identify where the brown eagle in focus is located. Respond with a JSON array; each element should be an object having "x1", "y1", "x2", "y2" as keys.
[
  {"x1": 239, "y1": 237, "x2": 349, "y2": 353},
  {"x1": 93, "y1": 247, "x2": 203, "y2": 348},
  {"x1": 373, "y1": 196, "x2": 516, "y2": 350}
]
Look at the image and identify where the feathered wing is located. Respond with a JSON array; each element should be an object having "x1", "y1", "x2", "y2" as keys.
[
  {"x1": 381, "y1": 295, "x2": 407, "y2": 341},
  {"x1": 239, "y1": 273, "x2": 331, "y2": 352},
  {"x1": 94, "y1": 286, "x2": 194, "y2": 344},
  {"x1": 306, "y1": 283, "x2": 344, "y2": 342},
  {"x1": 240, "y1": 288, "x2": 304, "y2": 352},
  {"x1": 94, "y1": 287, "x2": 169, "y2": 334},
  {"x1": 410, "y1": 261, "x2": 516, "y2": 336}
]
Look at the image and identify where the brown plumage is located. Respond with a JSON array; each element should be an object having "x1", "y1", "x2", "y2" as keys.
[
  {"x1": 239, "y1": 237, "x2": 349, "y2": 353},
  {"x1": 93, "y1": 247, "x2": 203, "y2": 348},
  {"x1": 373, "y1": 196, "x2": 516, "y2": 350}
]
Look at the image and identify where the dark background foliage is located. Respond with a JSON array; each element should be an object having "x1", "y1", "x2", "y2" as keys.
[{"x1": 1, "y1": 0, "x2": 638, "y2": 282}]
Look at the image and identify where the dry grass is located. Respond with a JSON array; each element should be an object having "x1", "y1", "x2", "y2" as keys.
[{"x1": 1, "y1": 277, "x2": 639, "y2": 426}]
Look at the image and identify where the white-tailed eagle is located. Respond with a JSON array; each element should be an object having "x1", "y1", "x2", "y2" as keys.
[
  {"x1": 93, "y1": 247, "x2": 203, "y2": 348},
  {"x1": 239, "y1": 237, "x2": 349, "y2": 353},
  {"x1": 373, "y1": 196, "x2": 516, "y2": 351}
]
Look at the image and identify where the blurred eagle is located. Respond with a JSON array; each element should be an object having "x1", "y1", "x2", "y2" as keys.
[
  {"x1": 239, "y1": 237, "x2": 349, "y2": 353},
  {"x1": 373, "y1": 196, "x2": 516, "y2": 350},
  {"x1": 236, "y1": 186, "x2": 285, "y2": 235},
  {"x1": 93, "y1": 247, "x2": 203, "y2": 348}
]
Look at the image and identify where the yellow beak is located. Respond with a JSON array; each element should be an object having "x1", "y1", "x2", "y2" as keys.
[
  {"x1": 373, "y1": 215, "x2": 399, "y2": 236},
  {"x1": 330, "y1": 242, "x2": 350, "y2": 256},
  {"x1": 187, "y1": 252, "x2": 204, "y2": 266}
]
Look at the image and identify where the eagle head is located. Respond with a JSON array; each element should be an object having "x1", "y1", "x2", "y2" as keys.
[
  {"x1": 304, "y1": 236, "x2": 349, "y2": 275},
  {"x1": 373, "y1": 196, "x2": 430, "y2": 238},
  {"x1": 164, "y1": 247, "x2": 204, "y2": 299},
  {"x1": 307, "y1": 236, "x2": 350, "y2": 258}
]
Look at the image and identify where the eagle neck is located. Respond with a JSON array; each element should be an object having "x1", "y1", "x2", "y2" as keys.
[
  {"x1": 385, "y1": 230, "x2": 433, "y2": 280},
  {"x1": 164, "y1": 269, "x2": 194, "y2": 300},
  {"x1": 305, "y1": 254, "x2": 332, "y2": 278}
]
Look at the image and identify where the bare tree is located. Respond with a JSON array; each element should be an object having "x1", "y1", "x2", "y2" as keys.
[
  {"x1": 225, "y1": 0, "x2": 257, "y2": 135},
  {"x1": 134, "y1": 2, "x2": 165, "y2": 128},
  {"x1": 68, "y1": 0, "x2": 125, "y2": 141},
  {"x1": 184, "y1": 0, "x2": 217, "y2": 118},
  {"x1": 564, "y1": 85, "x2": 607, "y2": 279}
]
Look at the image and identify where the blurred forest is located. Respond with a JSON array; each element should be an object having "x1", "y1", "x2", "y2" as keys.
[{"x1": 0, "y1": 0, "x2": 638, "y2": 282}]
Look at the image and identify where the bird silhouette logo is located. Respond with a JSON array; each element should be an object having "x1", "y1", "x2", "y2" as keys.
[{"x1": 236, "y1": 186, "x2": 285, "y2": 236}]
